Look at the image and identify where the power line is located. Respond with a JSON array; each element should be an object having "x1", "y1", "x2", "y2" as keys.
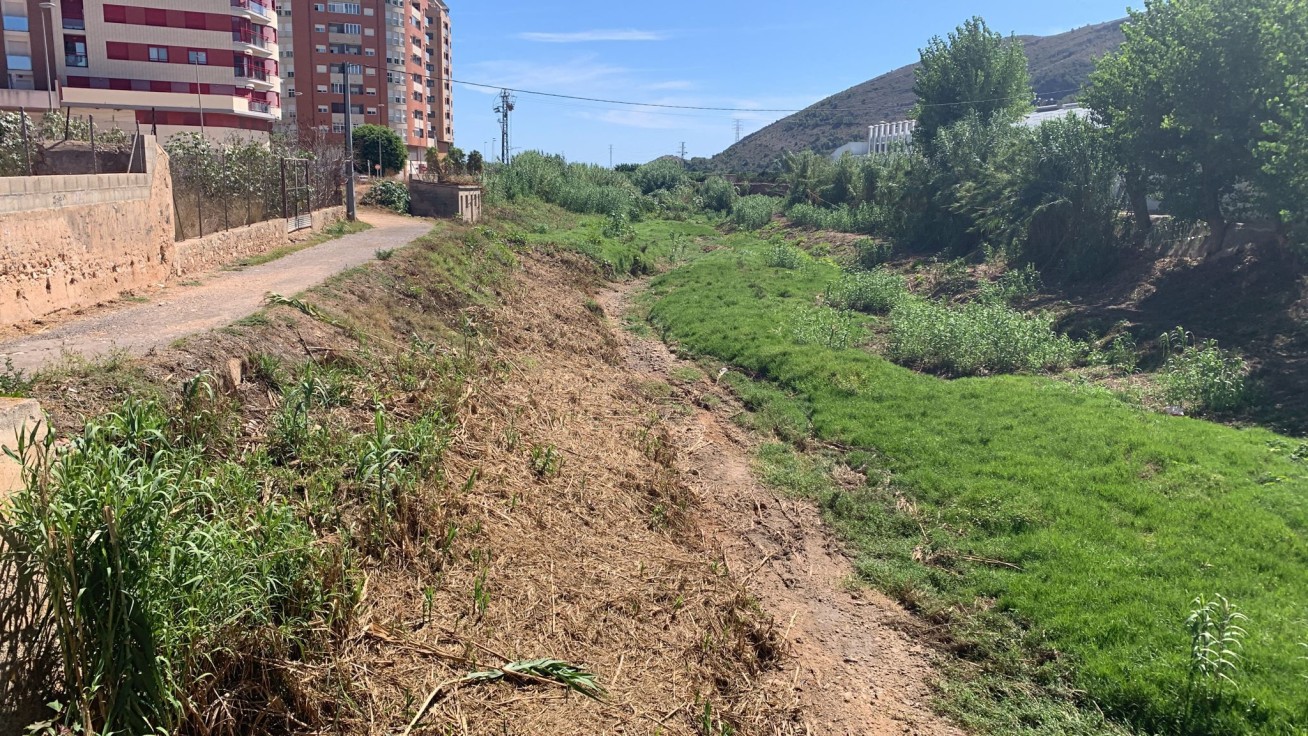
[{"x1": 452, "y1": 76, "x2": 1078, "y2": 114}]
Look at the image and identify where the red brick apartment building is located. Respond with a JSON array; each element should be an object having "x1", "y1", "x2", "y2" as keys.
[
  {"x1": 279, "y1": 0, "x2": 452, "y2": 170},
  {"x1": 0, "y1": 0, "x2": 281, "y2": 138}
]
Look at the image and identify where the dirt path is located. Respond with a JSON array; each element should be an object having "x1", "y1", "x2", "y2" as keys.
[
  {"x1": 0, "y1": 209, "x2": 430, "y2": 373},
  {"x1": 597, "y1": 280, "x2": 964, "y2": 736}
]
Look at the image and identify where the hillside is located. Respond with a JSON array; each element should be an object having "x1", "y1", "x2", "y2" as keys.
[{"x1": 710, "y1": 19, "x2": 1126, "y2": 173}]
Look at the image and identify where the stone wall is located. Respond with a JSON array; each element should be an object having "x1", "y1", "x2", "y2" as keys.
[
  {"x1": 0, "y1": 139, "x2": 174, "y2": 327},
  {"x1": 0, "y1": 138, "x2": 348, "y2": 328},
  {"x1": 172, "y1": 205, "x2": 347, "y2": 277}
]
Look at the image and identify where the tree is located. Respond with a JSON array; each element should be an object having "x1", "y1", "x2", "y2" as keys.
[
  {"x1": 1086, "y1": 0, "x2": 1279, "y2": 239},
  {"x1": 630, "y1": 158, "x2": 688, "y2": 194},
  {"x1": 352, "y1": 124, "x2": 405, "y2": 176},
  {"x1": 912, "y1": 17, "x2": 1033, "y2": 148},
  {"x1": 445, "y1": 146, "x2": 466, "y2": 175},
  {"x1": 466, "y1": 150, "x2": 484, "y2": 175},
  {"x1": 1257, "y1": 0, "x2": 1308, "y2": 231}
]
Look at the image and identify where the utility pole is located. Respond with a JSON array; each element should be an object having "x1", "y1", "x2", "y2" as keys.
[
  {"x1": 609, "y1": 144, "x2": 614, "y2": 169},
  {"x1": 733, "y1": 119, "x2": 743, "y2": 143},
  {"x1": 342, "y1": 62, "x2": 357, "y2": 220},
  {"x1": 494, "y1": 89, "x2": 515, "y2": 165}
]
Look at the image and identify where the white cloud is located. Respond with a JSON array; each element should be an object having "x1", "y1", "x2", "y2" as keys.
[
  {"x1": 518, "y1": 29, "x2": 668, "y2": 43},
  {"x1": 644, "y1": 80, "x2": 696, "y2": 91},
  {"x1": 459, "y1": 56, "x2": 630, "y2": 95}
]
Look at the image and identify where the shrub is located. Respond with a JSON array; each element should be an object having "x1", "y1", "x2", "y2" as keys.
[
  {"x1": 730, "y1": 195, "x2": 777, "y2": 231},
  {"x1": 792, "y1": 306, "x2": 864, "y2": 349},
  {"x1": 700, "y1": 176, "x2": 739, "y2": 212},
  {"x1": 601, "y1": 209, "x2": 636, "y2": 241},
  {"x1": 889, "y1": 297, "x2": 1082, "y2": 375},
  {"x1": 1157, "y1": 328, "x2": 1250, "y2": 413},
  {"x1": 361, "y1": 180, "x2": 410, "y2": 213},
  {"x1": 825, "y1": 270, "x2": 908, "y2": 314},
  {"x1": 855, "y1": 238, "x2": 894, "y2": 269},
  {"x1": 764, "y1": 239, "x2": 806, "y2": 269},
  {"x1": 630, "y1": 158, "x2": 689, "y2": 194},
  {"x1": 3, "y1": 401, "x2": 340, "y2": 734},
  {"x1": 977, "y1": 264, "x2": 1042, "y2": 304}
]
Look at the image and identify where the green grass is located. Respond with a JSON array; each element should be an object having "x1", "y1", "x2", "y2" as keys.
[
  {"x1": 523, "y1": 213, "x2": 719, "y2": 276},
  {"x1": 232, "y1": 219, "x2": 374, "y2": 268},
  {"x1": 646, "y1": 237, "x2": 1308, "y2": 735}
]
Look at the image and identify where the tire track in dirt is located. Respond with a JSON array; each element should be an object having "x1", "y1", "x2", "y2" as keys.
[{"x1": 597, "y1": 280, "x2": 964, "y2": 736}]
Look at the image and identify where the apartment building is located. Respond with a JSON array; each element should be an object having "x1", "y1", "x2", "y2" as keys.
[
  {"x1": 279, "y1": 0, "x2": 451, "y2": 171},
  {"x1": 0, "y1": 0, "x2": 281, "y2": 138}
]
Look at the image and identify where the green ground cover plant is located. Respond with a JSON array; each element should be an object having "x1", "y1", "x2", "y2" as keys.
[{"x1": 646, "y1": 236, "x2": 1308, "y2": 735}]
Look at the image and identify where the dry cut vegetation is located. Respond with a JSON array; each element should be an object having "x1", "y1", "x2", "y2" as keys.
[{"x1": 0, "y1": 213, "x2": 801, "y2": 735}]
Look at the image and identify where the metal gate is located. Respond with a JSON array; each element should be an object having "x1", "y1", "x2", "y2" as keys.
[{"x1": 281, "y1": 157, "x2": 313, "y2": 232}]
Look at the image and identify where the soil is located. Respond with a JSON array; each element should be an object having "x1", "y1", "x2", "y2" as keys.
[
  {"x1": 596, "y1": 281, "x2": 962, "y2": 736},
  {"x1": 0, "y1": 208, "x2": 429, "y2": 374},
  {"x1": 2, "y1": 224, "x2": 960, "y2": 734}
]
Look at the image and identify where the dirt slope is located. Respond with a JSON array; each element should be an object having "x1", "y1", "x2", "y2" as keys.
[{"x1": 598, "y1": 281, "x2": 962, "y2": 736}]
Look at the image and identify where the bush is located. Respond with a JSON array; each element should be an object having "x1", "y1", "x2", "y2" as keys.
[
  {"x1": 792, "y1": 306, "x2": 864, "y2": 349},
  {"x1": 485, "y1": 151, "x2": 641, "y2": 217},
  {"x1": 1157, "y1": 328, "x2": 1250, "y2": 413},
  {"x1": 3, "y1": 400, "x2": 339, "y2": 734},
  {"x1": 825, "y1": 270, "x2": 909, "y2": 314},
  {"x1": 764, "y1": 239, "x2": 806, "y2": 269},
  {"x1": 889, "y1": 297, "x2": 1083, "y2": 375},
  {"x1": 855, "y1": 238, "x2": 894, "y2": 269},
  {"x1": 700, "y1": 176, "x2": 739, "y2": 212},
  {"x1": 630, "y1": 158, "x2": 689, "y2": 195},
  {"x1": 730, "y1": 195, "x2": 778, "y2": 231},
  {"x1": 361, "y1": 180, "x2": 410, "y2": 213}
]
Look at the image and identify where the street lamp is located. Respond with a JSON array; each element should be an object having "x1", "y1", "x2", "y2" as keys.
[
  {"x1": 37, "y1": 1, "x2": 56, "y2": 111},
  {"x1": 341, "y1": 62, "x2": 356, "y2": 220},
  {"x1": 192, "y1": 59, "x2": 206, "y2": 138}
]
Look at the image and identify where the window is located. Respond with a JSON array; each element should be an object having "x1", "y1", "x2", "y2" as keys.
[
  {"x1": 365, "y1": 87, "x2": 375, "y2": 95},
  {"x1": 188, "y1": 50, "x2": 207, "y2": 65},
  {"x1": 148, "y1": 46, "x2": 168, "y2": 62},
  {"x1": 344, "y1": 22, "x2": 361, "y2": 33},
  {"x1": 317, "y1": 104, "x2": 328, "y2": 113},
  {"x1": 332, "y1": 122, "x2": 344, "y2": 133},
  {"x1": 286, "y1": 70, "x2": 295, "y2": 78},
  {"x1": 364, "y1": 27, "x2": 374, "y2": 36},
  {"x1": 64, "y1": 36, "x2": 88, "y2": 67},
  {"x1": 365, "y1": 67, "x2": 375, "y2": 76},
  {"x1": 364, "y1": 48, "x2": 375, "y2": 56},
  {"x1": 314, "y1": 23, "x2": 325, "y2": 32},
  {"x1": 5, "y1": 54, "x2": 32, "y2": 71},
  {"x1": 61, "y1": 0, "x2": 85, "y2": 29},
  {"x1": 326, "y1": 2, "x2": 360, "y2": 13},
  {"x1": 314, "y1": 44, "x2": 325, "y2": 53},
  {"x1": 365, "y1": 107, "x2": 376, "y2": 115},
  {"x1": 2, "y1": 16, "x2": 28, "y2": 32},
  {"x1": 363, "y1": 7, "x2": 373, "y2": 16},
  {"x1": 316, "y1": 84, "x2": 327, "y2": 92},
  {"x1": 312, "y1": 3, "x2": 323, "y2": 10},
  {"x1": 315, "y1": 64, "x2": 327, "y2": 73}
]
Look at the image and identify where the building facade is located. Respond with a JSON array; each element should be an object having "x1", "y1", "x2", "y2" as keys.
[
  {"x1": 868, "y1": 119, "x2": 916, "y2": 156},
  {"x1": 0, "y1": 0, "x2": 281, "y2": 138},
  {"x1": 280, "y1": 0, "x2": 451, "y2": 171}
]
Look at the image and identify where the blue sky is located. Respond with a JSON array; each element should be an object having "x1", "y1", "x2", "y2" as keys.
[{"x1": 450, "y1": 1, "x2": 1134, "y2": 166}]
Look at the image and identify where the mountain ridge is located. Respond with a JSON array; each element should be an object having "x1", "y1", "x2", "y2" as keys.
[{"x1": 707, "y1": 19, "x2": 1127, "y2": 173}]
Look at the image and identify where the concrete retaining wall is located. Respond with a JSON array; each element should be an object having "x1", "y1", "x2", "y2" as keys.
[
  {"x1": 0, "y1": 137, "x2": 347, "y2": 327},
  {"x1": 0, "y1": 139, "x2": 174, "y2": 327},
  {"x1": 172, "y1": 205, "x2": 347, "y2": 277}
]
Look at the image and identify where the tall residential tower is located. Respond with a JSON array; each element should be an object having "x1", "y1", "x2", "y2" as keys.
[
  {"x1": 0, "y1": 0, "x2": 282, "y2": 137},
  {"x1": 280, "y1": 0, "x2": 451, "y2": 171}
]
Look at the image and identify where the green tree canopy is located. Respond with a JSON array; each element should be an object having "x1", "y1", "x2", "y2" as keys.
[
  {"x1": 912, "y1": 17, "x2": 1033, "y2": 148},
  {"x1": 352, "y1": 124, "x2": 405, "y2": 176},
  {"x1": 466, "y1": 150, "x2": 485, "y2": 175},
  {"x1": 1086, "y1": 0, "x2": 1285, "y2": 236},
  {"x1": 445, "y1": 146, "x2": 467, "y2": 175},
  {"x1": 1258, "y1": 0, "x2": 1308, "y2": 229}
]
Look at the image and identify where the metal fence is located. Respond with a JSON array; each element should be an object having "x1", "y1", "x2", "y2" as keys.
[{"x1": 0, "y1": 108, "x2": 141, "y2": 177}]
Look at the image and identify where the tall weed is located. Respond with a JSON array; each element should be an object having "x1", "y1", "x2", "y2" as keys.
[
  {"x1": 1157, "y1": 328, "x2": 1250, "y2": 413},
  {"x1": 824, "y1": 270, "x2": 908, "y2": 314},
  {"x1": 890, "y1": 298, "x2": 1082, "y2": 375}
]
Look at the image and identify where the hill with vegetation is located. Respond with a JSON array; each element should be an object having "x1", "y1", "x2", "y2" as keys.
[{"x1": 709, "y1": 19, "x2": 1126, "y2": 173}]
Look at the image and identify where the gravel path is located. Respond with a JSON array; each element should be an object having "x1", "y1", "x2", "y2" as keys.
[{"x1": 0, "y1": 210, "x2": 430, "y2": 373}]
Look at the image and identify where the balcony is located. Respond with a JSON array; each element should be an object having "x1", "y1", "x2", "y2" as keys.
[
  {"x1": 65, "y1": 53, "x2": 88, "y2": 68},
  {"x1": 234, "y1": 64, "x2": 276, "y2": 90},
  {"x1": 233, "y1": 29, "x2": 274, "y2": 57},
  {"x1": 230, "y1": 0, "x2": 274, "y2": 24},
  {"x1": 247, "y1": 99, "x2": 275, "y2": 115}
]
